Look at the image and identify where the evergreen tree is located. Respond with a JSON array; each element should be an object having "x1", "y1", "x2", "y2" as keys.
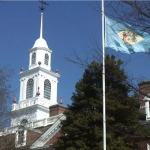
[{"x1": 54, "y1": 55, "x2": 150, "y2": 150}]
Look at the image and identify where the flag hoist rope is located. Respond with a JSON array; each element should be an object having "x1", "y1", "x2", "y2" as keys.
[{"x1": 102, "y1": 0, "x2": 106, "y2": 150}]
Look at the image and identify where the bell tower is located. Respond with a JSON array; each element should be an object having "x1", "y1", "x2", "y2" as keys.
[
  {"x1": 28, "y1": 12, "x2": 52, "y2": 71},
  {"x1": 11, "y1": 7, "x2": 60, "y2": 127}
]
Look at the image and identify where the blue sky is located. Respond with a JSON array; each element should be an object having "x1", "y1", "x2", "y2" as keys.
[{"x1": 1, "y1": 1, "x2": 150, "y2": 107}]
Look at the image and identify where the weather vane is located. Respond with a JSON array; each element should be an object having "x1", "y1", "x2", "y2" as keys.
[{"x1": 39, "y1": 0, "x2": 49, "y2": 12}]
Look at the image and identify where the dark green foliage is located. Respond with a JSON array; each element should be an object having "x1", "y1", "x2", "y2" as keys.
[{"x1": 54, "y1": 55, "x2": 150, "y2": 150}]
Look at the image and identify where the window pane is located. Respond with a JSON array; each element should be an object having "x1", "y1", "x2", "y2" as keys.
[
  {"x1": 44, "y1": 54, "x2": 49, "y2": 65},
  {"x1": 26, "y1": 79, "x2": 34, "y2": 99},
  {"x1": 18, "y1": 129, "x2": 24, "y2": 145},
  {"x1": 44, "y1": 79, "x2": 51, "y2": 100},
  {"x1": 32, "y1": 53, "x2": 36, "y2": 65}
]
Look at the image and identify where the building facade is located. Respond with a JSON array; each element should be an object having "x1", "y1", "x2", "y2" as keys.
[{"x1": 138, "y1": 81, "x2": 150, "y2": 150}]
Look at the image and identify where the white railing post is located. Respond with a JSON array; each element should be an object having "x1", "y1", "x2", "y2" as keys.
[
  {"x1": 44, "y1": 118, "x2": 47, "y2": 126},
  {"x1": 12, "y1": 103, "x2": 16, "y2": 111},
  {"x1": 145, "y1": 100, "x2": 149, "y2": 120}
]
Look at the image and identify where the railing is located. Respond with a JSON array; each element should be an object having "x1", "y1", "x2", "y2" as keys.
[
  {"x1": 0, "y1": 126, "x2": 18, "y2": 136},
  {"x1": 30, "y1": 114, "x2": 66, "y2": 149},
  {"x1": 0, "y1": 115, "x2": 62, "y2": 136},
  {"x1": 12, "y1": 97, "x2": 56, "y2": 111}
]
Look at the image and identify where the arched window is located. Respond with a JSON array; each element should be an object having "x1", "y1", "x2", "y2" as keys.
[
  {"x1": 32, "y1": 53, "x2": 36, "y2": 65},
  {"x1": 26, "y1": 79, "x2": 34, "y2": 99},
  {"x1": 44, "y1": 53, "x2": 49, "y2": 65},
  {"x1": 44, "y1": 79, "x2": 51, "y2": 100},
  {"x1": 21, "y1": 119, "x2": 28, "y2": 126}
]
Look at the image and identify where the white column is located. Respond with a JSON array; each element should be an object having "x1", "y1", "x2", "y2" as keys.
[
  {"x1": 29, "y1": 53, "x2": 31, "y2": 66},
  {"x1": 33, "y1": 76, "x2": 37, "y2": 97},
  {"x1": 145, "y1": 100, "x2": 149, "y2": 120},
  {"x1": 39, "y1": 75, "x2": 44, "y2": 98},
  {"x1": 19, "y1": 79, "x2": 23, "y2": 101},
  {"x1": 37, "y1": 74, "x2": 40, "y2": 95},
  {"x1": 51, "y1": 80, "x2": 57, "y2": 104},
  {"x1": 51, "y1": 80, "x2": 54, "y2": 101},
  {"x1": 22, "y1": 78, "x2": 26, "y2": 100},
  {"x1": 49, "y1": 53, "x2": 52, "y2": 71},
  {"x1": 55, "y1": 80, "x2": 58, "y2": 103}
]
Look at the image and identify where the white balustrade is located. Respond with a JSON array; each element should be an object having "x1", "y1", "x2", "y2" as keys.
[
  {"x1": 0, "y1": 114, "x2": 61, "y2": 137},
  {"x1": 12, "y1": 97, "x2": 55, "y2": 111},
  {"x1": 30, "y1": 114, "x2": 66, "y2": 149}
]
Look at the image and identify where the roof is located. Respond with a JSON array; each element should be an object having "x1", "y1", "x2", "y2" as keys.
[
  {"x1": 26, "y1": 125, "x2": 52, "y2": 148},
  {"x1": 0, "y1": 133, "x2": 15, "y2": 150},
  {"x1": 0, "y1": 115, "x2": 66, "y2": 150},
  {"x1": 32, "y1": 38, "x2": 49, "y2": 49},
  {"x1": 138, "y1": 80, "x2": 150, "y2": 85}
]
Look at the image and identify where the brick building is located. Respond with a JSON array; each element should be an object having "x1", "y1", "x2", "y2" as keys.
[{"x1": 138, "y1": 81, "x2": 150, "y2": 150}]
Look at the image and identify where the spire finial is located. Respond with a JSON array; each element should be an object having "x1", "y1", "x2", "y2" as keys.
[
  {"x1": 39, "y1": 0, "x2": 49, "y2": 38},
  {"x1": 60, "y1": 96, "x2": 63, "y2": 105},
  {"x1": 13, "y1": 94, "x2": 17, "y2": 103},
  {"x1": 37, "y1": 87, "x2": 40, "y2": 96}
]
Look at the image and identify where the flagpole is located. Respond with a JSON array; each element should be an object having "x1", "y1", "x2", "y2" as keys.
[{"x1": 102, "y1": 0, "x2": 106, "y2": 150}]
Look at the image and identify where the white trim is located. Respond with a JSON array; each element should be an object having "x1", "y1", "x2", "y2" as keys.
[
  {"x1": 19, "y1": 67, "x2": 60, "y2": 78},
  {"x1": 147, "y1": 143, "x2": 150, "y2": 150},
  {"x1": 2, "y1": 115, "x2": 61, "y2": 136},
  {"x1": 15, "y1": 128, "x2": 27, "y2": 148},
  {"x1": 30, "y1": 115, "x2": 66, "y2": 149},
  {"x1": 29, "y1": 47, "x2": 52, "y2": 53}
]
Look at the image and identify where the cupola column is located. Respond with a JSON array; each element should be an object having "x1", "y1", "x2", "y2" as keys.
[
  {"x1": 22, "y1": 79, "x2": 27, "y2": 100},
  {"x1": 34, "y1": 76, "x2": 37, "y2": 97},
  {"x1": 19, "y1": 79, "x2": 23, "y2": 101}
]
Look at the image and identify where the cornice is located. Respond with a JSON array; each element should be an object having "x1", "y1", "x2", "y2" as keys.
[
  {"x1": 19, "y1": 67, "x2": 60, "y2": 78},
  {"x1": 28, "y1": 47, "x2": 52, "y2": 53}
]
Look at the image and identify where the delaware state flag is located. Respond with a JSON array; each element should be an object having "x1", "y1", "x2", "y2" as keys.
[{"x1": 105, "y1": 16, "x2": 150, "y2": 54}]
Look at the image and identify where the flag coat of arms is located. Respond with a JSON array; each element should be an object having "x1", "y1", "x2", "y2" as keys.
[{"x1": 105, "y1": 16, "x2": 150, "y2": 54}]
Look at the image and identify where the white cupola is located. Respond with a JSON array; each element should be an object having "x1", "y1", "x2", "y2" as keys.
[{"x1": 28, "y1": 12, "x2": 52, "y2": 71}]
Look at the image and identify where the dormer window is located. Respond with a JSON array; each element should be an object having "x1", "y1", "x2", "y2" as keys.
[
  {"x1": 18, "y1": 128, "x2": 24, "y2": 145},
  {"x1": 44, "y1": 53, "x2": 49, "y2": 65},
  {"x1": 44, "y1": 79, "x2": 51, "y2": 100},
  {"x1": 32, "y1": 53, "x2": 36, "y2": 65},
  {"x1": 26, "y1": 79, "x2": 34, "y2": 99},
  {"x1": 15, "y1": 126, "x2": 27, "y2": 148}
]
